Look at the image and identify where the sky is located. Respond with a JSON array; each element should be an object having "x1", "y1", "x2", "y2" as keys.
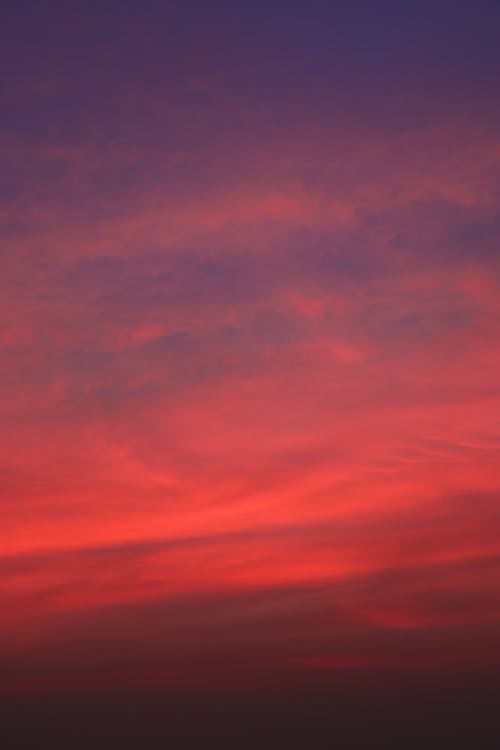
[{"x1": 1, "y1": 1, "x2": 500, "y2": 746}]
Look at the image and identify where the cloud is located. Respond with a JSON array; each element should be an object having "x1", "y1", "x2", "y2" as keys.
[{"x1": 1, "y1": 2, "x2": 500, "y2": 700}]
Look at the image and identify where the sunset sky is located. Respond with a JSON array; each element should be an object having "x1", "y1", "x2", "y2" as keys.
[{"x1": 1, "y1": 1, "x2": 500, "y2": 746}]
